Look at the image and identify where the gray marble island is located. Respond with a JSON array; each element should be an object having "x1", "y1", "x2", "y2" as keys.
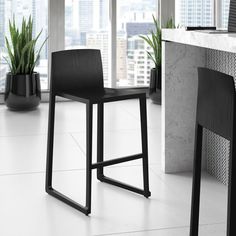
[{"x1": 162, "y1": 29, "x2": 236, "y2": 184}]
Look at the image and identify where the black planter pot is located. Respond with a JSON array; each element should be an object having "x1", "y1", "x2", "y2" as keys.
[
  {"x1": 5, "y1": 73, "x2": 41, "y2": 111},
  {"x1": 149, "y1": 67, "x2": 161, "y2": 105}
]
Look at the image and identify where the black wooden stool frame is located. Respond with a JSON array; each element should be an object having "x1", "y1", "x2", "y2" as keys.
[
  {"x1": 46, "y1": 93, "x2": 151, "y2": 215},
  {"x1": 190, "y1": 68, "x2": 236, "y2": 236}
]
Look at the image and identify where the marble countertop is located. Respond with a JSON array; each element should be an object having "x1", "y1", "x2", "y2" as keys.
[{"x1": 162, "y1": 29, "x2": 236, "y2": 53}]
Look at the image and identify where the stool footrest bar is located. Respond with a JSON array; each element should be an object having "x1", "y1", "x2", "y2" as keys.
[
  {"x1": 91, "y1": 154, "x2": 143, "y2": 169},
  {"x1": 99, "y1": 175, "x2": 151, "y2": 197}
]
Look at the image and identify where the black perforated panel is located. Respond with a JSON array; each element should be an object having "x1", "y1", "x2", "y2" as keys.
[
  {"x1": 228, "y1": 0, "x2": 236, "y2": 32},
  {"x1": 206, "y1": 49, "x2": 236, "y2": 185}
]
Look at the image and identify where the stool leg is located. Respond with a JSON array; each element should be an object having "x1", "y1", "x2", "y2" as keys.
[
  {"x1": 227, "y1": 142, "x2": 236, "y2": 236},
  {"x1": 45, "y1": 99, "x2": 93, "y2": 215},
  {"x1": 139, "y1": 96, "x2": 151, "y2": 198},
  {"x1": 190, "y1": 124, "x2": 203, "y2": 236},
  {"x1": 86, "y1": 102, "x2": 93, "y2": 214},
  {"x1": 97, "y1": 102, "x2": 104, "y2": 181},
  {"x1": 46, "y1": 94, "x2": 56, "y2": 192}
]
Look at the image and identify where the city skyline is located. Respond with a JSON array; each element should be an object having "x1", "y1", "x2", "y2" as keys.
[
  {"x1": 176, "y1": 0, "x2": 230, "y2": 28},
  {"x1": 65, "y1": 0, "x2": 156, "y2": 87},
  {"x1": 2, "y1": 0, "x2": 230, "y2": 92},
  {"x1": 1, "y1": 0, "x2": 157, "y2": 91},
  {"x1": 0, "y1": 0, "x2": 48, "y2": 91}
]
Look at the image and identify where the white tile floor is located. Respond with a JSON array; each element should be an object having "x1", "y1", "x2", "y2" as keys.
[{"x1": 0, "y1": 100, "x2": 227, "y2": 236}]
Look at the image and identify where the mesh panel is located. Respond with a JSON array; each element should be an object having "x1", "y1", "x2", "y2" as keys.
[{"x1": 205, "y1": 49, "x2": 236, "y2": 185}]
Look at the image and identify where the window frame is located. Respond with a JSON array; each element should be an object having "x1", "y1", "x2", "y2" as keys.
[
  {"x1": 0, "y1": 0, "x2": 229, "y2": 103},
  {"x1": 0, "y1": 0, "x2": 160, "y2": 103}
]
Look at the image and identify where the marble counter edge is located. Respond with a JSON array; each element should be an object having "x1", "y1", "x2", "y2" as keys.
[{"x1": 162, "y1": 29, "x2": 236, "y2": 54}]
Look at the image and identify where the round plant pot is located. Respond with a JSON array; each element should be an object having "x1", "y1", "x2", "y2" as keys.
[
  {"x1": 5, "y1": 72, "x2": 41, "y2": 111},
  {"x1": 149, "y1": 67, "x2": 161, "y2": 105}
]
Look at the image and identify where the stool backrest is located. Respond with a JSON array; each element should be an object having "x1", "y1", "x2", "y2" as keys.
[
  {"x1": 51, "y1": 49, "x2": 104, "y2": 93},
  {"x1": 197, "y1": 68, "x2": 236, "y2": 140}
]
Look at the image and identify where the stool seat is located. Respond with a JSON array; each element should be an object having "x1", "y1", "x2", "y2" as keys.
[{"x1": 58, "y1": 88, "x2": 146, "y2": 104}]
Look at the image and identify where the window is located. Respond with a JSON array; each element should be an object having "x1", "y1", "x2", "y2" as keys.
[
  {"x1": 0, "y1": 0, "x2": 48, "y2": 92},
  {"x1": 221, "y1": 0, "x2": 230, "y2": 28},
  {"x1": 175, "y1": 0, "x2": 215, "y2": 27},
  {"x1": 175, "y1": 0, "x2": 230, "y2": 29},
  {"x1": 65, "y1": 0, "x2": 110, "y2": 86},
  {"x1": 0, "y1": 0, "x2": 157, "y2": 97},
  {"x1": 117, "y1": 0, "x2": 157, "y2": 87}
]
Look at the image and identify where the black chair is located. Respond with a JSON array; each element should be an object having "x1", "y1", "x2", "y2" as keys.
[
  {"x1": 190, "y1": 68, "x2": 236, "y2": 236},
  {"x1": 45, "y1": 49, "x2": 151, "y2": 215}
]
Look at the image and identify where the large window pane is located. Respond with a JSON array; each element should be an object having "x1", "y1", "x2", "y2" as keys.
[
  {"x1": 176, "y1": 0, "x2": 214, "y2": 27},
  {"x1": 0, "y1": 0, "x2": 48, "y2": 92},
  {"x1": 65, "y1": 0, "x2": 110, "y2": 86},
  {"x1": 117, "y1": 0, "x2": 157, "y2": 87},
  {"x1": 221, "y1": 0, "x2": 230, "y2": 28}
]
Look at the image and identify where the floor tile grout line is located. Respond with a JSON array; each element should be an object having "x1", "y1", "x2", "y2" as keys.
[
  {"x1": 0, "y1": 164, "x2": 160, "y2": 178},
  {"x1": 119, "y1": 103, "x2": 140, "y2": 121},
  {"x1": 119, "y1": 101, "x2": 161, "y2": 129},
  {"x1": 149, "y1": 166, "x2": 168, "y2": 183},
  {"x1": 0, "y1": 131, "x2": 84, "y2": 138},
  {"x1": 0, "y1": 127, "x2": 158, "y2": 138},
  {"x1": 69, "y1": 132, "x2": 86, "y2": 155},
  {"x1": 93, "y1": 222, "x2": 226, "y2": 236},
  {"x1": 0, "y1": 168, "x2": 85, "y2": 177},
  {"x1": 0, "y1": 132, "x2": 48, "y2": 138}
]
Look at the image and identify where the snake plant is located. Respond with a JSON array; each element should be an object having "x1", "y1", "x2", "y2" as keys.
[
  {"x1": 140, "y1": 15, "x2": 175, "y2": 68},
  {"x1": 4, "y1": 16, "x2": 47, "y2": 75}
]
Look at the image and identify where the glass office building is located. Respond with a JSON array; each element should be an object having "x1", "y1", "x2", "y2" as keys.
[
  {"x1": 176, "y1": 0, "x2": 214, "y2": 27},
  {"x1": 176, "y1": 0, "x2": 230, "y2": 28},
  {"x1": 0, "y1": 0, "x2": 48, "y2": 92}
]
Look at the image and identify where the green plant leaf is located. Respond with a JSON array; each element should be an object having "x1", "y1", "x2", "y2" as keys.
[
  {"x1": 31, "y1": 36, "x2": 48, "y2": 73},
  {"x1": 5, "y1": 15, "x2": 48, "y2": 75},
  {"x1": 139, "y1": 15, "x2": 176, "y2": 68}
]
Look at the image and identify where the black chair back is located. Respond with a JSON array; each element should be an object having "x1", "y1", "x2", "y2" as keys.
[
  {"x1": 197, "y1": 67, "x2": 236, "y2": 140},
  {"x1": 51, "y1": 49, "x2": 104, "y2": 93}
]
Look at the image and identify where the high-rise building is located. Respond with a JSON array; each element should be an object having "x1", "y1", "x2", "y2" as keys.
[
  {"x1": 117, "y1": 33, "x2": 127, "y2": 86},
  {"x1": 0, "y1": 0, "x2": 48, "y2": 91},
  {"x1": 77, "y1": 0, "x2": 108, "y2": 44},
  {"x1": 222, "y1": 0, "x2": 230, "y2": 28},
  {"x1": 32, "y1": 0, "x2": 48, "y2": 60},
  {"x1": 0, "y1": 64, "x2": 7, "y2": 91},
  {"x1": 65, "y1": 0, "x2": 109, "y2": 85},
  {"x1": 126, "y1": 22, "x2": 155, "y2": 37},
  {"x1": 86, "y1": 31, "x2": 109, "y2": 85},
  {"x1": 0, "y1": 0, "x2": 5, "y2": 47},
  {"x1": 99, "y1": 0, "x2": 108, "y2": 30},
  {"x1": 127, "y1": 35, "x2": 154, "y2": 86},
  {"x1": 12, "y1": 0, "x2": 32, "y2": 23},
  {"x1": 116, "y1": 6, "x2": 156, "y2": 86},
  {"x1": 4, "y1": 0, "x2": 12, "y2": 45},
  {"x1": 78, "y1": 0, "x2": 93, "y2": 45},
  {"x1": 176, "y1": 0, "x2": 214, "y2": 27}
]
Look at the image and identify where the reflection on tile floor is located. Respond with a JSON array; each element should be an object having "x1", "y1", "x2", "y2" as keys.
[{"x1": 0, "y1": 100, "x2": 227, "y2": 236}]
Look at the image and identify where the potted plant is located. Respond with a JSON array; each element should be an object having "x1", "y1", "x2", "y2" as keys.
[
  {"x1": 4, "y1": 16, "x2": 47, "y2": 110},
  {"x1": 140, "y1": 16, "x2": 175, "y2": 104}
]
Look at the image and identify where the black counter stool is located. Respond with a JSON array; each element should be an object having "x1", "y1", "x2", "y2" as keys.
[
  {"x1": 190, "y1": 67, "x2": 236, "y2": 236},
  {"x1": 45, "y1": 49, "x2": 151, "y2": 215}
]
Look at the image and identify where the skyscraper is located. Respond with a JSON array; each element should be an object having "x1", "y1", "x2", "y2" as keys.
[
  {"x1": 86, "y1": 31, "x2": 109, "y2": 84},
  {"x1": 222, "y1": 0, "x2": 230, "y2": 28},
  {"x1": 78, "y1": 0, "x2": 93, "y2": 45},
  {"x1": 127, "y1": 35, "x2": 154, "y2": 86},
  {"x1": 99, "y1": 0, "x2": 108, "y2": 30},
  {"x1": 0, "y1": 0, "x2": 48, "y2": 91},
  {"x1": 0, "y1": 0, "x2": 5, "y2": 47},
  {"x1": 176, "y1": 0, "x2": 214, "y2": 27}
]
